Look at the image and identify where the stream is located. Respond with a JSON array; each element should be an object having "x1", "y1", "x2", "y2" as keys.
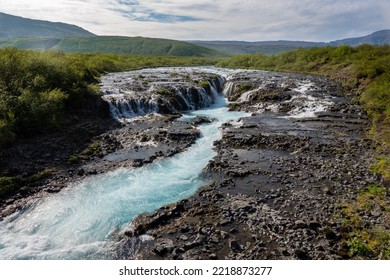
[{"x1": 0, "y1": 87, "x2": 246, "y2": 259}]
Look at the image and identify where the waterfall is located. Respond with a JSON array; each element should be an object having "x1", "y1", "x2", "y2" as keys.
[
  {"x1": 223, "y1": 81, "x2": 235, "y2": 97},
  {"x1": 101, "y1": 70, "x2": 225, "y2": 122}
]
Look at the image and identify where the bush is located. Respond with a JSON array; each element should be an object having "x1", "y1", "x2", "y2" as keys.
[
  {"x1": 0, "y1": 48, "x2": 220, "y2": 149},
  {"x1": 347, "y1": 237, "x2": 373, "y2": 258}
]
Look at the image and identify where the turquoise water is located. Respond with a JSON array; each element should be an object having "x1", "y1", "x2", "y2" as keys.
[{"x1": 0, "y1": 96, "x2": 246, "y2": 259}]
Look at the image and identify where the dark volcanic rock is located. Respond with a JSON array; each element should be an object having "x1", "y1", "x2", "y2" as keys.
[
  {"x1": 191, "y1": 116, "x2": 214, "y2": 126},
  {"x1": 117, "y1": 69, "x2": 380, "y2": 261}
]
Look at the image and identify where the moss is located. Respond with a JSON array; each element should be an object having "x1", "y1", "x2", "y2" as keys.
[
  {"x1": 183, "y1": 74, "x2": 192, "y2": 82},
  {"x1": 81, "y1": 142, "x2": 101, "y2": 156},
  {"x1": 197, "y1": 80, "x2": 210, "y2": 88},
  {"x1": 235, "y1": 83, "x2": 254, "y2": 94},
  {"x1": 68, "y1": 154, "x2": 80, "y2": 164},
  {"x1": 0, "y1": 176, "x2": 21, "y2": 197},
  {"x1": 155, "y1": 88, "x2": 177, "y2": 97},
  {"x1": 29, "y1": 168, "x2": 55, "y2": 183},
  {"x1": 371, "y1": 156, "x2": 390, "y2": 181},
  {"x1": 340, "y1": 184, "x2": 390, "y2": 259},
  {"x1": 218, "y1": 44, "x2": 390, "y2": 197}
]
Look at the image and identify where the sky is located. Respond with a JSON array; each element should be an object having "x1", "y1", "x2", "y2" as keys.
[{"x1": 0, "y1": 0, "x2": 389, "y2": 42}]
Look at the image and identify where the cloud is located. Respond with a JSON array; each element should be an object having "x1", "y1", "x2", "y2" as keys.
[
  {"x1": 111, "y1": 0, "x2": 203, "y2": 23},
  {"x1": 0, "y1": 0, "x2": 389, "y2": 41}
]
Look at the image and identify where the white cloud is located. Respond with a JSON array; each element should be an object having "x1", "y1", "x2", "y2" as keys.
[{"x1": 0, "y1": 0, "x2": 389, "y2": 41}]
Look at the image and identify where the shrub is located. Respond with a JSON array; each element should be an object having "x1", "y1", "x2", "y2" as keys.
[
  {"x1": 347, "y1": 237, "x2": 373, "y2": 258},
  {"x1": 29, "y1": 168, "x2": 55, "y2": 183},
  {"x1": 0, "y1": 48, "x2": 220, "y2": 149},
  {"x1": 68, "y1": 155, "x2": 80, "y2": 164},
  {"x1": 0, "y1": 176, "x2": 21, "y2": 197}
]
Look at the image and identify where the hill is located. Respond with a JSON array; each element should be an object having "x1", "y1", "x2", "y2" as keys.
[
  {"x1": 188, "y1": 40, "x2": 325, "y2": 55},
  {"x1": 329, "y1": 30, "x2": 390, "y2": 46},
  {"x1": 0, "y1": 12, "x2": 95, "y2": 38},
  {"x1": 0, "y1": 36, "x2": 225, "y2": 57},
  {"x1": 190, "y1": 30, "x2": 390, "y2": 55}
]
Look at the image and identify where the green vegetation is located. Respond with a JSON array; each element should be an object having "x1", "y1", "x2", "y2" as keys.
[
  {"x1": 29, "y1": 168, "x2": 55, "y2": 183},
  {"x1": 0, "y1": 36, "x2": 225, "y2": 57},
  {"x1": 0, "y1": 47, "x2": 220, "y2": 149},
  {"x1": 189, "y1": 41, "x2": 311, "y2": 55},
  {"x1": 0, "y1": 12, "x2": 94, "y2": 38},
  {"x1": 0, "y1": 168, "x2": 56, "y2": 197},
  {"x1": 68, "y1": 155, "x2": 80, "y2": 165},
  {"x1": 196, "y1": 80, "x2": 210, "y2": 88},
  {"x1": 341, "y1": 185, "x2": 390, "y2": 259},
  {"x1": 0, "y1": 176, "x2": 21, "y2": 197},
  {"x1": 81, "y1": 142, "x2": 101, "y2": 157}
]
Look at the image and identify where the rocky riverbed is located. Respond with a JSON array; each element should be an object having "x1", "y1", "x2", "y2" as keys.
[
  {"x1": 0, "y1": 67, "x2": 385, "y2": 260},
  {"x1": 115, "y1": 69, "x2": 382, "y2": 260}
]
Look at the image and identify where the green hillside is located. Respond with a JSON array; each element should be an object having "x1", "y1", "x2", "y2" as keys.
[
  {"x1": 0, "y1": 36, "x2": 225, "y2": 57},
  {"x1": 0, "y1": 37, "x2": 61, "y2": 50},
  {"x1": 0, "y1": 12, "x2": 94, "y2": 38},
  {"x1": 190, "y1": 30, "x2": 390, "y2": 55},
  {"x1": 189, "y1": 40, "x2": 324, "y2": 55}
]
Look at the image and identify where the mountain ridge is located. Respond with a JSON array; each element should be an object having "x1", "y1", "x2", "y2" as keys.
[
  {"x1": 0, "y1": 36, "x2": 225, "y2": 57},
  {"x1": 0, "y1": 12, "x2": 95, "y2": 38},
  {"x1": 189, "y1": 30, "x2": 390, "y2": 55}
]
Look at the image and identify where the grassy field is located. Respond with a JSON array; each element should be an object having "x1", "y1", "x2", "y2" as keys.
[{"x1": 0, "y1": 36, "x2": 226, "y2": 57}]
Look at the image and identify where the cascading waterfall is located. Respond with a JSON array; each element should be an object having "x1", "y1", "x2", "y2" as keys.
[
  {"x1": 0, "y1": 69, "x2": 247, "y2": 260},
  {"x1": 223, "y1": 81, "x2": 235, "y2": 97},
  {"x1": 101, "y1": 70, "x2": 225, "y2": 122},
  {"x1": 107, "y1": 96, "x2": 159, "y2": 119}
]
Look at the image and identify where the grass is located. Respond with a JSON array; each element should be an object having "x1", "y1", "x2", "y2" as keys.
[
  {"x1": 0, "y1": 176, "x2": 21, "y2": 197},
  {"x1": 340, "y1": 184, "x2": 390, "y2": 259},
  {"x1": 68, "y1": 155, "x2": 80, "y2": 165},
  {"x1": 29, "y1": 168, "x2": 55, "y2": 183},
  {"x1": 0, "y1": 36, "x2": 226, "y2": 57},
  {"x1": 81, "y1": 142, "x2": 101, "y2": 156}
]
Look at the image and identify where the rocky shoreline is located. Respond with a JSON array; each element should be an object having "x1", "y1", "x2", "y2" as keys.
[{"x1": 0, "y1": 67, "x2": 386, "y2": 259}]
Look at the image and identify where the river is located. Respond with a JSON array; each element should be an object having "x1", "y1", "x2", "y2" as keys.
[{"x1": 0, "y1": 83, "x2": 247, "y2": 259}]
